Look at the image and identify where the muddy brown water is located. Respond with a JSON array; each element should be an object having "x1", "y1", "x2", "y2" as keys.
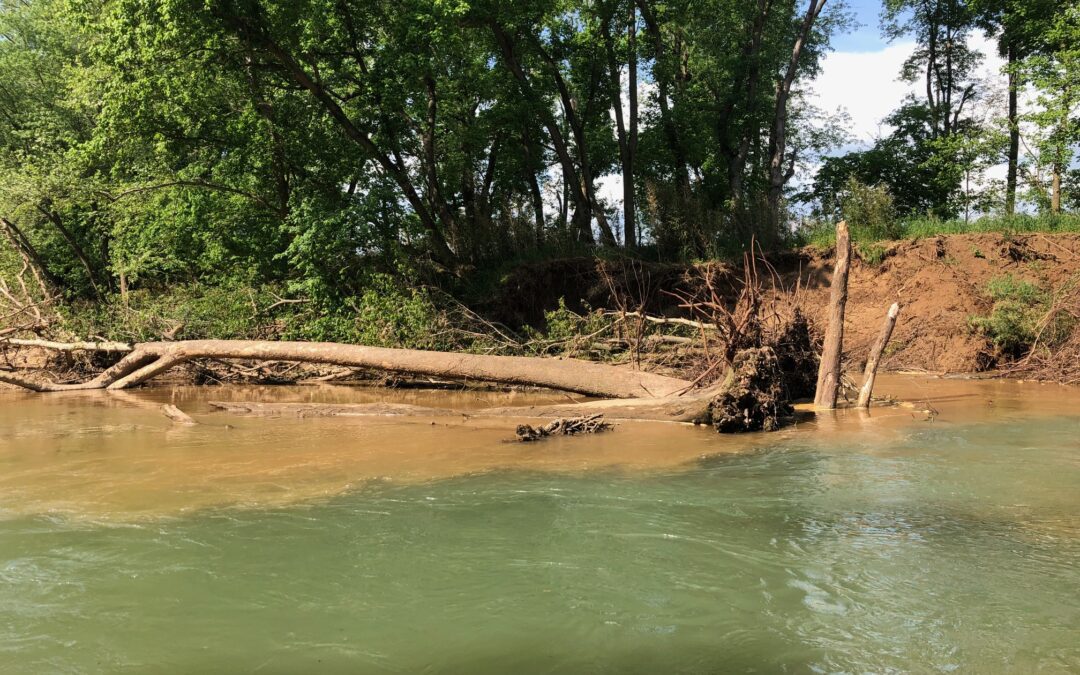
[{"x1": 0, "y1": 375, "x2": 1077, "y2": 672}]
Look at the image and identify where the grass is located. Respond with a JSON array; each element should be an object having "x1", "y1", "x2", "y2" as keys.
[{"x1": 801, "y1": 212, "x2": 1080, "y2": 248}]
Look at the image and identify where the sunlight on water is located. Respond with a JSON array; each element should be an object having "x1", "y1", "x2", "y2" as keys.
[{"x1": 0, "y1": 376, "x2": 1077, "y2": 672}]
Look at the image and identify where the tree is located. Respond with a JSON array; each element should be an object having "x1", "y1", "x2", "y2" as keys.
[{"x1": 1020, "y1": 6, "x2": 1079, "y2": 213}]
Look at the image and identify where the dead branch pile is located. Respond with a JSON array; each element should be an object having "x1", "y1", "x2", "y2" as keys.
[{"x1": 515, "y1": 414, "x2": 613, "y2": 442}]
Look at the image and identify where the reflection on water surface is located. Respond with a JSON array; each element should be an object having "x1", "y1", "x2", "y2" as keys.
[{"x1": 0, "y1": 375, "x2": 1077, "y2": 672}]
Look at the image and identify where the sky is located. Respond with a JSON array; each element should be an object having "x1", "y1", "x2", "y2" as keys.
[{"x1": 811, "y1": 0, "x2": 1005, "y2": 148}]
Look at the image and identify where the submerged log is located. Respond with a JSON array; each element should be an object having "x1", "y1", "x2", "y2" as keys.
[
  {"x1": 857, "y1": 302, "x2": 900, "y2": 408},
  {"x1": 814, "y1": 220, "x2": 851, "y2": 409},
  {"x1": 161, "y1": 404, "x2": 197, "y2": 425},
  {"x1": 208, "y1": 401, "x2": 459, "y2": 418}
]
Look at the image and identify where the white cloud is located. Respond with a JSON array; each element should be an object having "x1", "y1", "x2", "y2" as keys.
[
  {"x1": 809, "y1": 34, "x2": 1008, "y2": 147},
  {"x1": 808, "y1": 40, "x2": 921, "y2": 145}
]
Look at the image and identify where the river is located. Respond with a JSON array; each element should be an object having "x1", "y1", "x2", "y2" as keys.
[{"x1": 1, "y1": 376, "x2": 1077, "y2": 672}]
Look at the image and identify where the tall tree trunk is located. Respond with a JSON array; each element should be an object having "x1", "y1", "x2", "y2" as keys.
[
  {"x1": 1005, "y1": 43, "x2": 1019, "y2": 215},
  {"x1": 529, "y1": 36, "x2": 617, "y2": 246},
  {"x1": 36, "y1": 206, "x2": 102, "y2": 300},
  {"x1": 767, "y1": 0, "x2": 826, "y2": 235},
  {"x1": 422, "y1": 75, "x2": 462, "y2": 245},
  {"x1": 490, "y1": 23, "x2": 596, "y2": 244},
  {"x1": 242, "y1": 53, "x2": 290, "y2": 218},
  {"x1": 726, "y1": 0, "x2": 771, "y2": 205},
  {"x1": 520, "y1": 130, "x2": 546, "y2": 246},
  {"x1": 926, "y1": 20, "x2": 939, "y2": 138},
  {"x1": 636, "y1": 0, "x2": 691, "y2": 196},
  {"x1": 1051, "y1": 164, "x2": 1062, "y2": 214},
  {"x1": 814, "y1": 220, "x2": 850, "y2": 409},
  {"x1": 625, "y1": 3, "x2": 638, "y2": 248},
  {"x1": 604, "y1": 5, "x2": 639, "y2": 248},
  {"x1": 0, "y1": 217, "x2": 59, "y2": 292}
]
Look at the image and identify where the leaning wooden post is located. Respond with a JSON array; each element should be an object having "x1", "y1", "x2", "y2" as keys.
[
  {"x1": 814, "y1": 220, "x2": 851, "y2": 409},
  {"x1": 856, "y1": 302, "x2": 899, "y2": 408}
]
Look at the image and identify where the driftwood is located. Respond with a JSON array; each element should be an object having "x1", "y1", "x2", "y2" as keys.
[
  {"x1": 857, "y1": 302, "x2": 899, "y2": 408},
  {"x1": 516, "y1": 414, "x2": 613, "y2": 441},
  {"x1": 208, "y1": 401, "x2": 460, "y2": 418},
  {"x1": 1, "y1": 338, "x2": 133, "y2": 352},
  {"x1": 161, "y1": 404, "x2": 197, "y2": 425},
  {"x1": 814, "y1": 220, "x2": 851, "y2": 409}
]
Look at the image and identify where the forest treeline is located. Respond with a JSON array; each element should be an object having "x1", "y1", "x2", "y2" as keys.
[{"x1": 0, "y1": 0, "x2": 1076, "y2": 341}]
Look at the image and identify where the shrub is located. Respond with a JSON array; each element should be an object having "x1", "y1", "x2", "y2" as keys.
[
  {"x1": 969, "y1": 275, "x2": 1074, "y2": 358},
  {"x1": 840, "y1": 177, "x2": 902, "y2": 241},
  {"x1": 523, "y1": 298, "x2": 612, "y2": 356},
  {"x1": 58, "y1": 281, "x2": 285, "y2": 342}
]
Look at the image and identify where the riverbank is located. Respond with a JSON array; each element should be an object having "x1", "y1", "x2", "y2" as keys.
[
  {"x1": 3, "y1": 233, "x2": 1079, "y2": 389},
  {"x1": 475, "y1": 232, "x2": 1080, "y2": 381}
]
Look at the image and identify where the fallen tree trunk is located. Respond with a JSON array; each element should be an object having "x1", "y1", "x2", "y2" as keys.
[
  {"x1": 207, "y1": 342, "x2": 799, "y2": 431},
  {"x1": 2, "y1": 311, "x2": 816, "y2": 432},
  {"x1": 0, "y1": 339, "x2": 689, "y2": 399}
]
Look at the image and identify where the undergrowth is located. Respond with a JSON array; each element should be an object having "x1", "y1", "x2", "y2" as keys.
[{"x1": 969, "y1": 275, "x2": 1076, "y2": 358}]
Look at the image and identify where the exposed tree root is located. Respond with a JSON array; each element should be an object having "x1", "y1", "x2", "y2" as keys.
[{"x1": 706, "y1": 347, "x2": 791, "y2": 432}]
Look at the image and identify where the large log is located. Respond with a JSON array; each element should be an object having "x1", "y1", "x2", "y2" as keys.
[
  {"x1": 814, "y1": 220, "x2": 851, "y2": 409},
  {"x1": 0, "y1": 339, "x2": 689, "y2": 399},
  {"x1": 206, "y1": 344, "x2": 797, "y2": 431},
  {"x1": 857, "y1": 302, "x2": 899, "y2": 408}
]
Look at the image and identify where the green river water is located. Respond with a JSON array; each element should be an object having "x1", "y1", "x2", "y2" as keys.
[{"x1": 0, "y1": 377, "x2": 1077, "y2": 673}]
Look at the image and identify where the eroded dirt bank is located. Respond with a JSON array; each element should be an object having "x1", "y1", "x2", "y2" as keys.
[
  {"x1": 488, "y1": 233, "x2": 1080, "y2": 376},
  {"x1": 786, "y1": 233, "x2": 1080, "y2": 373}
]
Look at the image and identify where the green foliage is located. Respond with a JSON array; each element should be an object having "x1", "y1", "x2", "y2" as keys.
[
  {"x1": 856, "y1": 242, "x2": 890, "y2": 267},
  {"x1": 839, "y1": 177, "x2": 901, "y2": 241},
  {"x1": 799, "y1": 212, "x2": 1080, "y2": 249},
  {"x1": 523, "y1": 298, "x2": 612, "y2": 356},
  {"x1": 344, "y1": 275, "x2": 454, "y2": 350},
  {"x1": 59, "y1": 281, "x2": 285, "y2": 343},
  {"x1": 969, "y1": 274, "x2": 1074, "y2": 356},
  {"x1": 0, "y1": 0, "x2": 1076, "y2": 352}
]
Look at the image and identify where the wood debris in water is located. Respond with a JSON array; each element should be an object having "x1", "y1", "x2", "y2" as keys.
[
  {"x1": 161, "y1": 404, "x2": 197, "y2": 425},
  {"x1": 515, "y1": 414, "x2": 613, "y2": 442}
]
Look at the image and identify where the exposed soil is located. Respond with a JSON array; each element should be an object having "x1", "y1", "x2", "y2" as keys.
[
  {"x1": 786, "y1": 233, "x2": 1080, "y2": 373},
  {"x1": 486, "y1": 233, "x2": 1080, "y2": 376}
]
